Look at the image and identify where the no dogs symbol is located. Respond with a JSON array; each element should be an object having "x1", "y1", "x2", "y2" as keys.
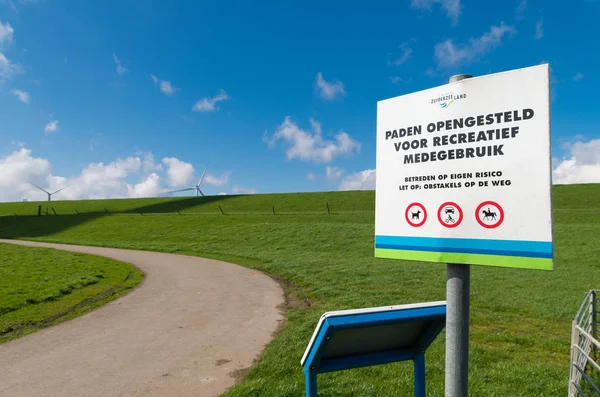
[
  {"x1": 476, "y1": 201, "x2": 504, "y2": 229},
  {"x1": 405, "y1": 202, "x2": 427, "y2": 227},
  {"x1": 437, "y1": 202, "x2": 463, "y2": 228}
]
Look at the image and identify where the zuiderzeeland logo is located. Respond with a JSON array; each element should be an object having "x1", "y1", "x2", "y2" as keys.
[{"x1": 430, "y1": 92, "x2": 466, "y2": 109}]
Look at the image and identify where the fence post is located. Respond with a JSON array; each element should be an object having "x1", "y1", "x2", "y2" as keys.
[
  {"x1": 592, "y1": 290, "x2": 598, "y2": 358},
  {"x1": 569, "y1": 320, "x2": 579, "y2": 397},
  {"x1": 219, "y1": 205, "x2": 225, "y2": 215},
  {"x1": 272, "y1": 205, "x2": 275, "y2": 215},
  {"x1": 326, "y1": 202, "x2": 331, "y2": 215},
  {"x1": 45, "y1": 207, "x2": 49, "y2": 216}
]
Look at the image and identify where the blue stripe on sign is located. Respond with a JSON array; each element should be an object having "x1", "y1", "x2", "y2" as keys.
[
  {"x1": 375, "y1": 244, "x2": 552, "y2": 259},
  {"x1": 375, "y1": 236, "x2": 552, "y2": 255}
]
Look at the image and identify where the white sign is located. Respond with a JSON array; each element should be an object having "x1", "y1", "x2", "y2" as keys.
[{"x1": 375, "y1": 64, "x2": 554, "y2": 270}]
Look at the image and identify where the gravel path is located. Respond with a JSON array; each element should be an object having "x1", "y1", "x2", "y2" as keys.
[{"x1": 0, "y1": 240, "x2": 284, "y2": 397}]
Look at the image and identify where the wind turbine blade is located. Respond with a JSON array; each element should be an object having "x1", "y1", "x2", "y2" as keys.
[
  {"x1": 197, "y1": 166, "x2": 207, "y2": 187},
  {"x1": 51, "y1": 186, "x2": 68, "y2": 195},
  {"x1": 168, "y1": 187, "x2": 196, "y2": 194},
  {"x1": 198, "y1": 189, "x2": 204, "y2": 196},
  {"x1": 30, "y1": 182, "x2": 50, "y2": 194}
]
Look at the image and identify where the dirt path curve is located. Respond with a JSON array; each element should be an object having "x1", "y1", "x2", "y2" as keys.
[{"x1": 0, "y1": 239, "x2": 284, "y2": 397}]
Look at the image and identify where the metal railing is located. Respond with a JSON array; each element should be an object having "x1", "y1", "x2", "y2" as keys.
[{"x1": 570, "y1": 290, "x2": 599, "y2": 396}]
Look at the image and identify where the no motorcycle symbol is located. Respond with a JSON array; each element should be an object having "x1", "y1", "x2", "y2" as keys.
[
  {"x1": 437, "y1": 202, "x2": 463, "y2": 228},
  {"x1": 476, "y1": 201, "x2": 504, "y2": 229}
]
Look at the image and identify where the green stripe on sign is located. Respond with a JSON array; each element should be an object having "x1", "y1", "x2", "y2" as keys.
[{"x1": 374, "y1": 248, "x2": 554, "y2": 271}]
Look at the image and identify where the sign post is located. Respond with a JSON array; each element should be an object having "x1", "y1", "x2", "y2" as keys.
[
  {"x1": 446, "y1": 73, "x2": 472, "y2": 397},
  {"x1": 375, "y1": 64, "x2": 554, "y2": 396}
]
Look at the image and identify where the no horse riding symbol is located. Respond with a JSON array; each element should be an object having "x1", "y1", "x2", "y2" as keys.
[
  {"x1": 476, "y1": 201, "x2": 504, "y2": 229},
  {"x1": 405, "y1": 202, "x2": 427, "y2": 227},
  {"x1": 482, "y1": 208, "x2": 497, "y2": 221},
  {"x1": 437, "y1": 202, "x2": 463, "y2": 228}
]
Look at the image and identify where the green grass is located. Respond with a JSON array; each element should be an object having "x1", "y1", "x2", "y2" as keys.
[
  {"x1": 0, "y1": 185, "x2": 599, "y2": 396},
  {"x1": 0, "y1": 190, "x2": 372, "y2": 216},
  {"x1": 0, "y1": 243, "x2": 144, "y2": 343}
]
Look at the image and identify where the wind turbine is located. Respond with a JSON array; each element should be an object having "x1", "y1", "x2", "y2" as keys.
[
  {"x1": 168, "y1": 166, "x2": 207, "y2": 197},
  {"x1": 30, "y1": 182, "x2": 68, "y2": 202}
]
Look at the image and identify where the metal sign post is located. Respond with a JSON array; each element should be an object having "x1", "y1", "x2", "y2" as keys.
[{"x1": 445, "y1": 74, "x2": 472, "y2": 397}]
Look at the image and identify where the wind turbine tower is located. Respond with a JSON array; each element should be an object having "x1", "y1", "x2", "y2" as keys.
[{"x1": 30, "y1": 183, "x2": 68, "y2": 202}]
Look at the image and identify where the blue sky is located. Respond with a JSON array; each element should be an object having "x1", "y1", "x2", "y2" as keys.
[{"x1": 1, "y1": 0, "x2": 599, "y2": 201}]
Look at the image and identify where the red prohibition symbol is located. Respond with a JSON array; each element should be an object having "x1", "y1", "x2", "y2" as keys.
[
  {"x1": 475, "y1": 201, "x2": 504, "y2": 229},
  {"x1": 405, "y1": 202, "x2": 427, "y2": 227},
  {"x1": 437, "y1": 202, "x2": 463, "y2": 228}
]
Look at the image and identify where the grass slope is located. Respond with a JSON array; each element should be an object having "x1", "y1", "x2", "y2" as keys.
[
  {"x1": 0, "y1": 191, "x2": 371, "y2": 216},
  {"x1": 1, "y1": 185, "x2": 599, "y2": 396},
  {"x1": 0, "y1": 243, "x2": 143, "y2": 343}
]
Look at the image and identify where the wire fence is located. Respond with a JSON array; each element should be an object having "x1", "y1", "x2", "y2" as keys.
[
  {"x1": 569, "y1": 289, "x2": 599, "y2": 396},
  {"x1": 0, "y1": 204, "x2": 376, "y2": 219}
]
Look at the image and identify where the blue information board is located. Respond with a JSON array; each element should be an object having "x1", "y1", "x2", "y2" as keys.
[{"x1": 301, "y1": 301, "x2": 446, "y2": 396}]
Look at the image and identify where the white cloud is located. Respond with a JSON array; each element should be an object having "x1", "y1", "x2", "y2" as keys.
[
  {"x1": 307, "y1": 172, "x2": 317, "y2": 181},
  {"x1": 0, "y1": 52, "x2": 21, "y2": 81},
  {"x1": 315, "y1": 72, "x2": 346, "y2": 100},
  {"x1": 11, "y1": 88, "x2": 29, "y2": 103},
  {"x1": 0, "y1": 148, "x2": 146, "y2": 202},
  {"x1": 44, "y1": 120, "x2": 59, "y2": 133},
  {"x1": 192, "y1": 89, "x2": 230, "y2": 112},
  {"x1": 162, "y1": 157, "x2": 194, "y2": 187},
  {"x1": 535, "y1": 20, "x2": 544, "y2": 40},
  {"x1": 411, "y1": 0, "x2": 461, "y2": 25},
  {"x1": 265, "y1": 117, "x2": 360, "y2": 163},
  {"x1": 150, "y1": 74, "x2": 178, "y2": 96},
  {"x1": 232, "y1": 185, "x2": 257, "y2": 195},
  {"x1": 515, "y1": 0, "x2": 527, "y2": 20},
  {"x1": 0, "y1": 21, "x2": 14, "y2": 47},
  {"x1": 390, "y1": 76, "x2": 404, "y2": 84},
  {"x1": 0, "y1": 148, "x2": 51, "y2": 192},
  {"x1": 203, "y1": 172, "x2": 230, "y2": 187},
  {"x1": 434, "y1": 23, "x2": 516, "y2": 68},
  {"x1": 326, "y1": 166, "x2": 345, "y2": 181},
  {"x1": 338, "y1": 169, "x2": 376, "y2": 191},
  {"x1": 141, "y1": 152, "x2": 162, "y2": 172},
  {"x1": 128, "y1": 173, "x2": 163, "y2": 198},
  {"x1": 573, "y1": 72, "x2": 584, "y2": 82},
  {"x1": 553, "y1": 139, "x2": 600, "y2": 185},
  {"x1": 218, "y1": 192, "x2": 227, "y2": 196},
  {"x1": 0, "y1": 148, "x2": 214, "y2": 202},
  {"x1": 388, "y1": 42, "x2": 413, "y2": 66},
  {"x1": 112, "y1": 53, "x2": 127, "y2": 75}
]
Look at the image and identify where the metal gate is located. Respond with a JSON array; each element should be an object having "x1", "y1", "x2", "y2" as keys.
[{"x1": 569, "y1": 290, "x2": 599, "y2": 396}]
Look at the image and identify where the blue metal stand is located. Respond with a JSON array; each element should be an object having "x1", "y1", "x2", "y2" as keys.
[
  {"x1": 305, "y1": 369, "x2": 317, "y2": 397},
  {"x1": 305, "y1": 355, "x2": 427, "y2": 397},
  {"x1": 414, "y1": 353, "x2": 426, "y2": 397}
]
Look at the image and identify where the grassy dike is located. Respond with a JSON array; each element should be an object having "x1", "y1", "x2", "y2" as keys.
[{"x1": 0, "y1": 185, "x2": 598, "y2": 396}]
